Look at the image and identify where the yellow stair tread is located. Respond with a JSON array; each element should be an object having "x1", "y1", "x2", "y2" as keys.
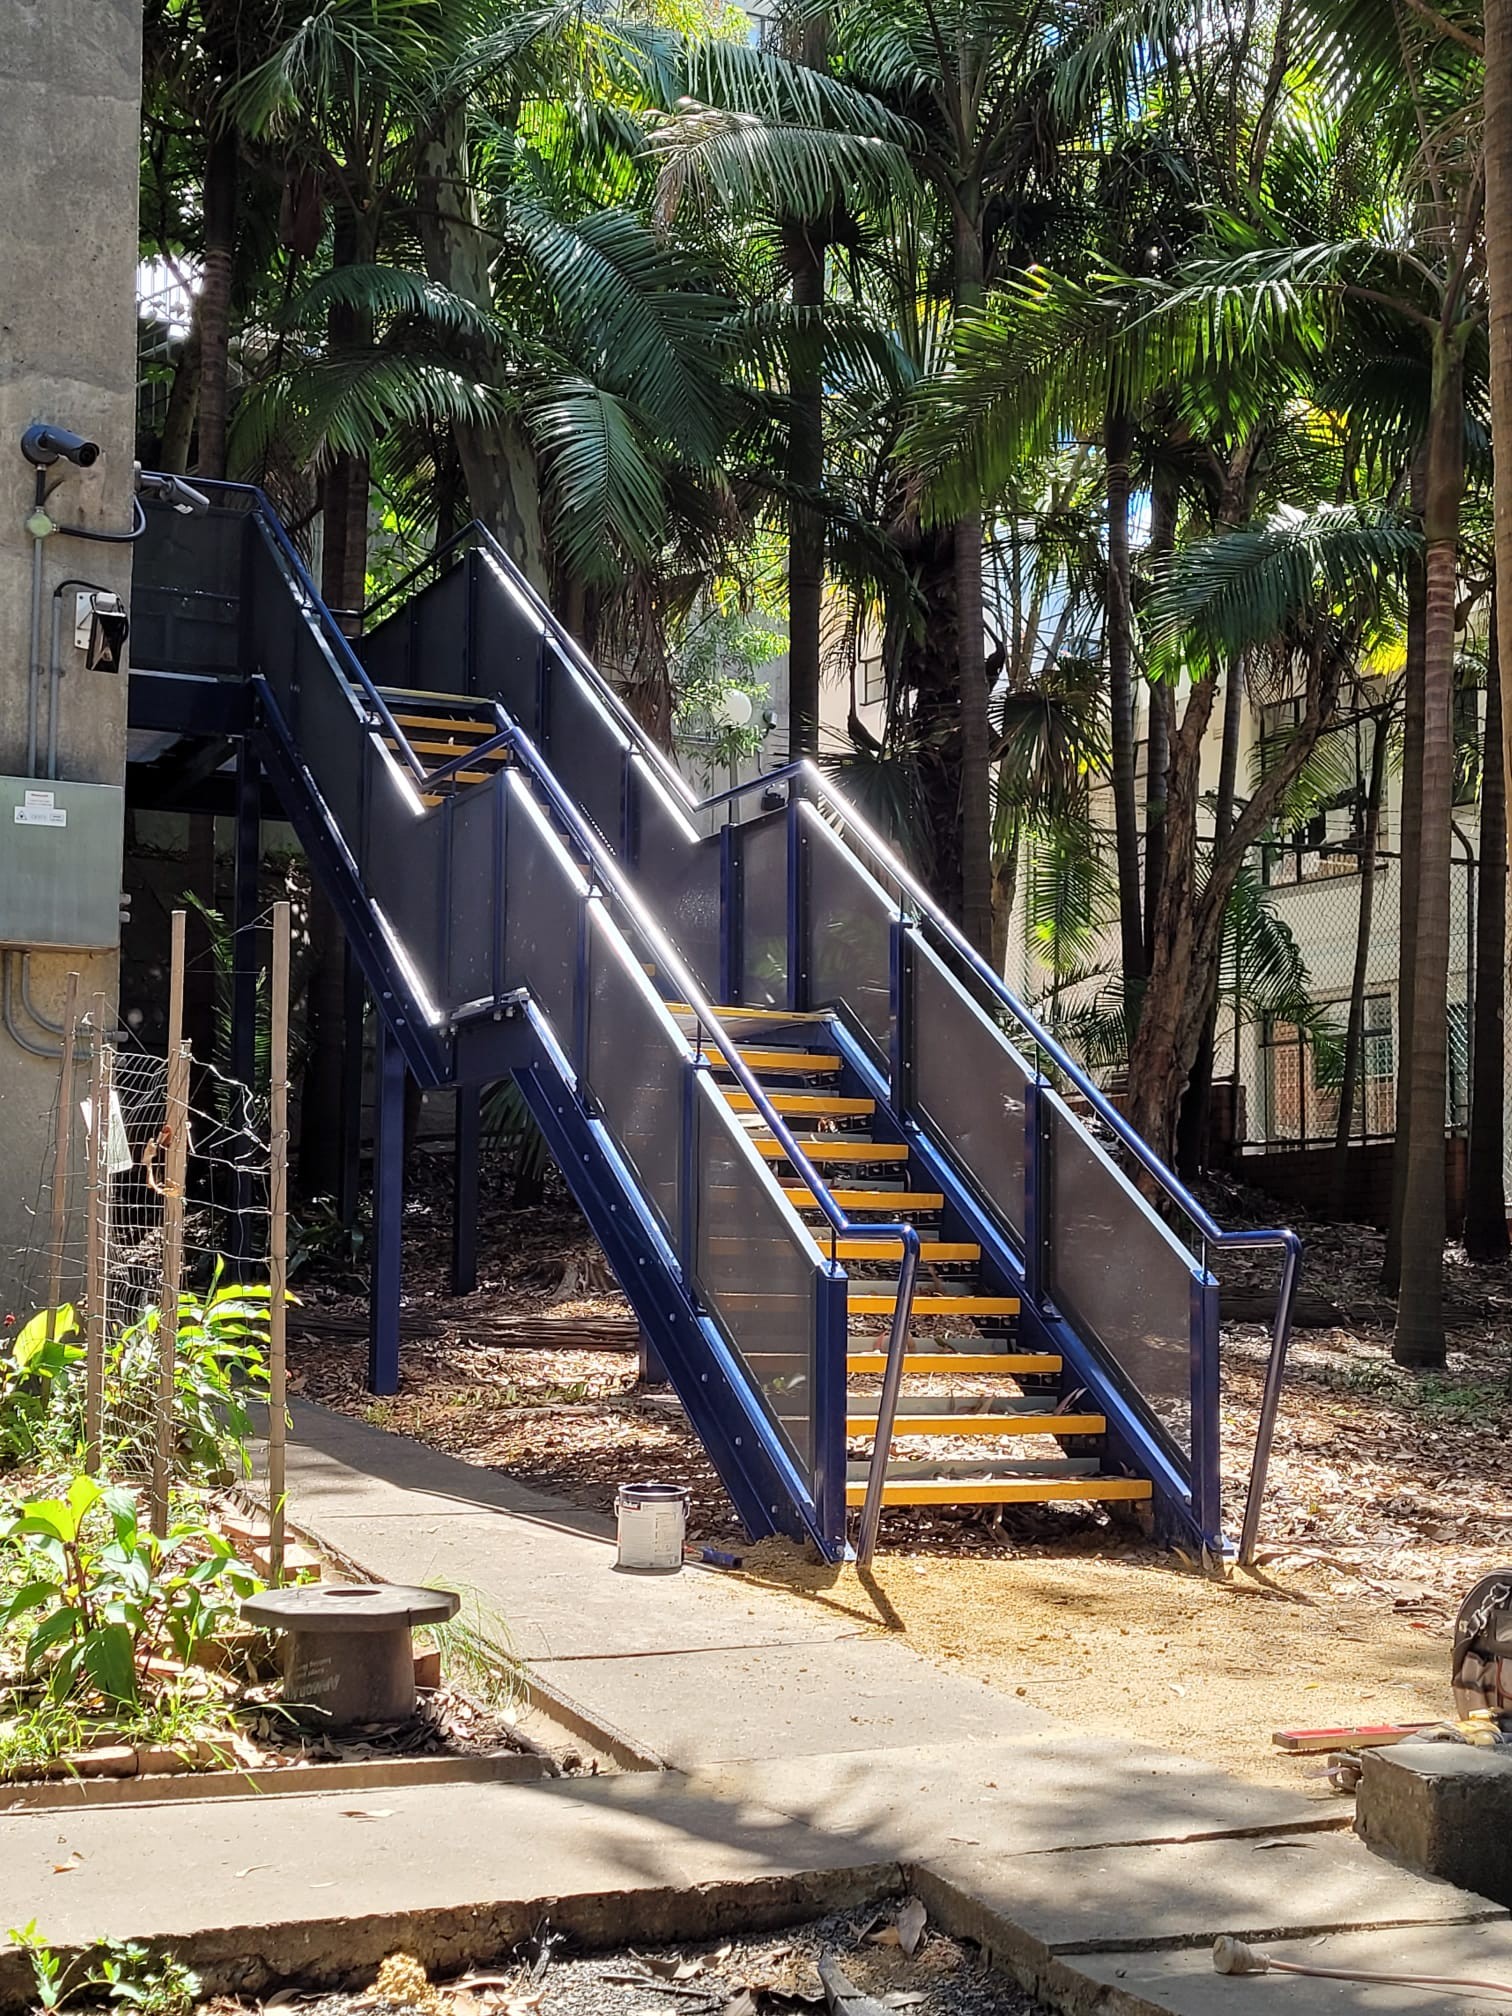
[
  {"x1": 846, "y1": 1351, "x2": 1059, "y2": 1375},
  {"x1": 844, "y1": 1476, "x2": 1151, "y2": 1507},
  {"x1": 391, "y1": 714, "x2": 498, "y2": 736},
  {"x1": 846, "y1": 1411, "x2": 1105, "y2": 1438},
  {"x1": 831, "y1": 1239, "x2": 979, "y2": 1261},
  {"x1": 848, "y1": 1293, "x2": 1020, "y2": 1316},
  {"x1": 709, "y1": 1048, "x2": 840, "y2": 1074},
  {"x1": 669, "y1": 1003, "x2": 831, "y2": 1022},
  {"x1": 385, "y1": 736, "x2": 505, "y2": 760},
  {"x1": 784, "y1": 1188, "x2": 944, "y2": 1209},
  {"x1": 755, "y1": 1140, "x2": 908, "y2": 1163},
  {"x1": 725, "y1": 1090, "x2": 874, "y2": 1116}
]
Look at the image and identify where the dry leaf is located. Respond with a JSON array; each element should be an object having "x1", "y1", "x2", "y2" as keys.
[
  {"x1": 866, "y1": 1928, "x2": 900, "y2": 1949},
  {"x1": 639, "y1": 1954, "x2": 703, "y2": 1982},
  {"x1": 896, "y1": 1898, "x2": 927, "y2": 1958},
  {"x1": 721, "y1": 1995, "x2": 759, "y2": 2016},
  {"x1": 340, "y1": 1808, "x2": 394, "y2": 1821},
  {"x1": 883, "y1": 1997, "x2": 926, "y2": 2011}
]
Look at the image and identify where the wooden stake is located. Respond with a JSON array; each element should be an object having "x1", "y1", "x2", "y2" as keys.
[
  {"x1": 84, "y1": 994, "x2": 111, "y2": 1473},
  {"x1": 151, "y1": 1040, "x2": 190, "y2": 1537},
  {"x1": 44, "y1": 972, "x2": 81, "y2": 1343},
  {"x1": 267, "y1": 901, "x2": 291, "y2": 1584}
]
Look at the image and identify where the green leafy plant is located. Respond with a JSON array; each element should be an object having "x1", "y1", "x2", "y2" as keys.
[
  {"x1": 6, "y1": 1926, "x2": 198, "y2": 2016},
  {"x1": 0, "y1": 1307, "x2": 83, "y2": 1466},
  {"x1": 1, "y1": 1477, "x2": 261, "y2": 1708},
  {"x1": 25, "y1": 1266, "x2": 273, "y2": 1483}
]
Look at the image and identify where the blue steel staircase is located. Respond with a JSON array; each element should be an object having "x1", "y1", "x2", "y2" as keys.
[{"x1": 129, "y1": 482, "x2": 1302, "y2": 1564}]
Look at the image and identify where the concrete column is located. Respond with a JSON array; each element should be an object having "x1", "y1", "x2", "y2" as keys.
[{"x1": 0, "y1": 3, "x2": 142, "y2": 1310}]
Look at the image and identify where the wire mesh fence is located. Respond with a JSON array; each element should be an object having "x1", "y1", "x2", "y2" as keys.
[{"x1": 10, "y1": 908, "x2": 291, "y2": 1571}]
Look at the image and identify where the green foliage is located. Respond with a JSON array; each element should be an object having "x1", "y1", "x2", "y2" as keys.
[
  {"x1": 7, "y1": 1926, "x2": 199, "y2": 2016},
  {"x1": 0, "y1": 1308, "x2": 83, "y2": 1466},
  {"x1": 0, "y1": 1477, "x2": 260, "y2": 1710},
  {"x1": 3, "y1": 1268, "x2": 271, "y2": 1486}
]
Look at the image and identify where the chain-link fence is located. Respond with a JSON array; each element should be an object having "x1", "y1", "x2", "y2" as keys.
[{"x1": 11, "y1": 909, "x2": 291, "y2": 1568}]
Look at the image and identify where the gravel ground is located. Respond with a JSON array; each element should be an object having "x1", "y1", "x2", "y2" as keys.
[{"x1": 259, "y1": 1907, "x2": 1046, "y2": 2016}]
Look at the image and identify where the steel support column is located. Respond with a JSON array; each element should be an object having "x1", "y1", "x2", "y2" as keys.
[
  {"x1": 451, "y1": 1084, "x2": 482, "y2": 1295},
  {"x1": 228, "y1": 742, "x2": 261, "y2": 1261},
  {"x1": 368, "y1": 1016, "x2": 405, "y2": 1395}
]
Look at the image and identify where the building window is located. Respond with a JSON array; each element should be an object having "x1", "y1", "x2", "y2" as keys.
[
  {"x1": 1261, "y1": 995, "x2": 1395, "y2": 1146},
  {"x1": 1259, "y1": 699, "x2": 1377, "y2": 887},
  {"x1": 860, "y1": 651, "x2": 886, "y2": 708}
]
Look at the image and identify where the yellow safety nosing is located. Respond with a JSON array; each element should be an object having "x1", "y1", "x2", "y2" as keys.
[
  {"x1": 724, "y1": 1091, "x2": 874, "y2": 1116},
  {"x1": 831, "y1": 1239, "x2": 979, "y2": 1261},
  {"x1": 754, "y1": 1141, "x2": 908, "y2": 1163},
  {"x1": 783, "y1": 1188, "x2": 944, "y2": 1210},
  {"x1": 847, "y1": 1293, "x2": 1021, "y2": 1316},
  {"x1": 845, "y1": 1352, "x2": 1060, "y2": 1377},
  {"x1": 843, "y1": 1476, "x2": 1152, "y2": 1507},
  {"x1": 845, "y1": 1412, "x2": 1105, "y2": 1439}
]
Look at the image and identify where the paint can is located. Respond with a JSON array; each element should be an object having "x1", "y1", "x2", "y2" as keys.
[{"x1": 615, "y1": 1481, "x2": 689, "y2": 1572}]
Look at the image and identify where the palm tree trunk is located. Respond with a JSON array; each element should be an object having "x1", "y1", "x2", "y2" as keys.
[
  {"x1": 1465, "y1": 595, "x2": 1509, "y2": 1261},
  {"x1": 953, "y1": 197, "x2": 993, "y2": 955},
  {"x1": 1486, "y1": 0, "x2": 1512, "y2": 842},
  {"x1": 417, "y1": 103, "x2": 548, "y2": 588},
  {"x1": 195, "y1": 121, "x2": 238, "y2": 479},
  {"x1": 1394, "y1": 344, "x2": 1464, "y2": 1369},
  {"x1": 1105, "y1": 405, "x2": 1145, "y2": 992},
  {"x1": 159, "y1": 323, "x2": 201, "y2": 476},
  {"x1": 1328, "y1": 707, "x2": 1389, "y2": 1214},
  {"x1": 1384, "y1": 473, "x2": 1427, "y2": 1293},
  {"x1": 1142, "y1": 467, "x2": 1179, "y2": 969},
  {"x1": 785, "y1": 12, "x2": 828, "y2": 761}
]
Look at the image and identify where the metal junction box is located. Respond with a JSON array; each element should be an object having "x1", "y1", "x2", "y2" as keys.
[{"x1": 0, "y1": 776, "x2": 124, "y2": 950}]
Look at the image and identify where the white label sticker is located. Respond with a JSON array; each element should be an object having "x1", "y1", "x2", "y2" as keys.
[
  {"x1": 24, "y1": 789, "x2": 54, "y2": 810},
  {"x1": 14, "y1": 806, "x2": 66, "y2": 827}
]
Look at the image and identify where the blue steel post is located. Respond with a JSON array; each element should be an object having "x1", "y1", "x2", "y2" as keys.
[
  {"x1": 368, "y1": 1015, "x2": 406, "y2": 1395},
  {"x1": 452, "y1": 1085, "x2": 482, "y2": 1296},
  {"x1": 889, "y1": 917, "x2": 915, "y2": 1112},
  {"x1": 573, "y1": 894, "x2": 592, "y2": 1095},
  {"x1": 812, "y1": 1265, "x2": 849, "y2": 1554},
  {"x1": 1189, "y1": 1270, "x2": 1223, "y2": 1552},
  {"x1": 679, "y1": 1057, "x2": 705, "y2": 1283},
  {"x1": 336, "y1": 944, "x2": 364, "y2": 1229},
  {"x1": 1023, "y1": 1076, "x2": 1047, "y2": 1307},
  {"x1": 491, "y1": 773, "x2": 507, "y2": 1007},
  {"x1": 785, "y1": 796, "x2": 807, "y2": 1012},
  {"x1": 463, "y1": 547, "x2": 479, "y2": 695},
  {"x1": 719, "y1": 822, "x2": 739, "y2": 1005}
]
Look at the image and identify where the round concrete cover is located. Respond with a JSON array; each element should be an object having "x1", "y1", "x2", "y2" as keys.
[{"x1": 241, "y1": 1583, "x2": 460, "y2": 1633}]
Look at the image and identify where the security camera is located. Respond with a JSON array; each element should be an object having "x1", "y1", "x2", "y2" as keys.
[{"x1": 21, "y1": 424, "x2": 101, "y2": 469}]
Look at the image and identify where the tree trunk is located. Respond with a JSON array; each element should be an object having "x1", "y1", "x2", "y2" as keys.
[
  {"x1": 953, "y1": 196, "x2": 993, "y2": 955},
  {"x1": 1394, "y1": 343, "x2": 1464, "y2": 1369},
  {"x1": 1465, "y1": 595, "x2": 1509, "y2": 1261},
  {"x1": 785, "y1": 11, "x2": 828, "y2": 761},
  {"x1": 1175, "y1": 651, "x2": 1245, "y2": 1180},
  {"x1": 1487, "y1": 0, "x2": 1512, "y2": 839},
  {"x1": 1105, "y1": 405, "x2": 1145, "y2": 993},
  {"x1": 195, "y1": 122, "x2": 238, "y2": 479},
  {"x1": 159, "y1": 323, "x2": 202, "y2": 476},
  {"x1": 1327, "y1": 706, "x2": 1389, "y2": 1214},
  {"x1": 1124, "y1": 680, "x2": 1217, "y2": 1159},
  {"x1": 1384, "y1": 468, "x2": 1428, "y2": 1293},
  {"x1": 417, "y1": 104, "x2": 548, "y2": 588},
  {"x1": 1142, "y1": 467, "x2": 1179, "y2": 970}
]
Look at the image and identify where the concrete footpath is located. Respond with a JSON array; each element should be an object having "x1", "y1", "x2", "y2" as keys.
[{"x1": 1, "y1": 1401, "x2": 1508, "y2": 2015}]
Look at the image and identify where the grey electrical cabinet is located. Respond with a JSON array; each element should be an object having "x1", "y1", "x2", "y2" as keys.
[{"x1": 0, "y1": 777, "x2": 124, "y2": 950}]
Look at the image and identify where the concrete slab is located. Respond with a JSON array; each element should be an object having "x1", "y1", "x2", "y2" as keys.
[
  {"x1": 0, "y1": 1772, "x2": 897, "y2": 2003},
  {"x1": 915, "y1": 1831, "x2": 1501, "y2": 1959},
  {"x1": 283, "y1": 1404, "x2": 1058, "y2": 1761},
  {"x1": 689, "y1": 1738, "x2": 1342, "y2": 1861},
  {"x1": 1357, "y1": 1743, "x2": 1512, "y2": 1908},
  {"x1": 1038, "y1": 1921, "x2": 1512, "y2": 2016}
]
